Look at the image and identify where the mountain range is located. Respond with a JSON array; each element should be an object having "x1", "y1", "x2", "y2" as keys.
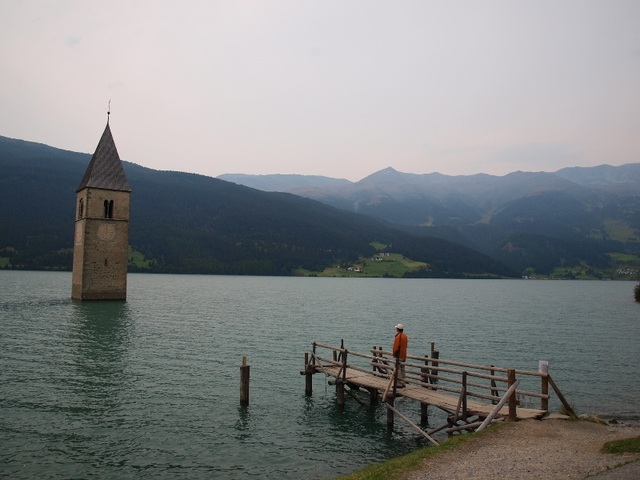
[
  {"x1": 2, "y1": 133, "x2": 638, "y2": 278},
  {"x1": 0, "y1": 135, "x2": 516, "y2": 278},
  {"x1": 219, "y1": 165, "x2": 640, "y2": 276}
]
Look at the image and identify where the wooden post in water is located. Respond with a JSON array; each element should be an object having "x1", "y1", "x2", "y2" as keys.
[
  {"x1": 507, "y1": 369, "x2": 517, "y2": 421},
  {"x1": 240, "y1": 356, "x2": 250, "y2": 407},
  {"x1": 305, "y1": 352, "x2": 312, "y2": 396}
]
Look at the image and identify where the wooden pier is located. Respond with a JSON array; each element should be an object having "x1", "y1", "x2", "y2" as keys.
[{"x1": 302, "y1": 341, "x2": 575, "y2": 444}]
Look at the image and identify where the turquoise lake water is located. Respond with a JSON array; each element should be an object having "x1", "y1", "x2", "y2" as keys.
[{"x1": 1, "y1": 271, "x2": 639, "y2": 478}]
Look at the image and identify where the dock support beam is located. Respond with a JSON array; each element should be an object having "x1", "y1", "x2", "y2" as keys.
[
  {"x1": 368, "y1": 387, "x2": 379, "y2": 406},
  {"x1": 386, "y1": 395, "x2": 395, "y2": 428},
  {"x1": 336, "y1": 381, "x2": 345, "y2": 409},
  {"x1": 421, "y1": 403, "x2": 429, "y2": 424}
]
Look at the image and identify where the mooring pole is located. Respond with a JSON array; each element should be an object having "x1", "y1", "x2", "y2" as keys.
[
  {"x1": 305, "y1": 352, "x2": 312, "y2": 396},
  {"x1": 240, "y1": 356, "x2": 250, "y2": 407}
]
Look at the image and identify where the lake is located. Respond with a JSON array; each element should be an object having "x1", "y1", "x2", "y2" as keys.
[{"x1": 1, "y1": 271, "x2": 639, "y2": 478}]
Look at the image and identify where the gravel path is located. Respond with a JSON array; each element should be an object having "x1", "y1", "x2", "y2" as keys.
[{"x1": 406, "y1": 418, "x2": 640, "y2": 480}]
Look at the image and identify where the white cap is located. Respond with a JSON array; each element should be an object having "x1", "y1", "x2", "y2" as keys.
[{"x1": 395, "y1": 323, "x2": 403, "y2": 330}]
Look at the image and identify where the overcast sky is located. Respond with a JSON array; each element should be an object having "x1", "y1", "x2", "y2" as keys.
[{"x1": 1, "y1": 1, "x2": 639, "y2": 181}]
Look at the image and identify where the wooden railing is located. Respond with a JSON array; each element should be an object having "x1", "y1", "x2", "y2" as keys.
[{"x1": 304, "y1": 341, "x2": 576, "y2": 420}]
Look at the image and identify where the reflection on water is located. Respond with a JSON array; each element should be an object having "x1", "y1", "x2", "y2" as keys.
[{"x1": 66, "y1": 301, "x2": 132, "y2": 415}]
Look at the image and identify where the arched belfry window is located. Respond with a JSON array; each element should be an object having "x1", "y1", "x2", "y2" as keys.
[
  {"x1": 103, "y1": 200, "x2": 114, "y2": 219},
  {"x1": 78, "y1": 199, "x2": 84, "y2": 219}
]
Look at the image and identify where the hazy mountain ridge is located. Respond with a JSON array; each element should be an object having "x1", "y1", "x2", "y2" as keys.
[
  {"x1": 218, "y1": 164, "x2": 640, "y2": 276},
  {"x1": 218, "y1": 165, "x2": 640, "y2": 237}
]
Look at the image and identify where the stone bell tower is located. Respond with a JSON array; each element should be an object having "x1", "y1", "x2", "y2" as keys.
[{"x1": 72, "y1": 116, "x2": 132, "y2": 300}]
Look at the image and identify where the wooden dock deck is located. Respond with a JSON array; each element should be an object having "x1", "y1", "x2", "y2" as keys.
[
  {"x1": 316, "y1": 364, "x2": 546, "y2": 420},
  {"x1": 316, "y1": 364, "x2": 545, "y2": 420},
  {"x1": 302, "y1": 341, "x2": 575, "y2": 443}
]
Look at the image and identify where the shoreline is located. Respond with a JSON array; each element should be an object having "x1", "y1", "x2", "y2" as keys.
[{"x1": 341, "y1": 418, "x2": 640, "y2": 480}]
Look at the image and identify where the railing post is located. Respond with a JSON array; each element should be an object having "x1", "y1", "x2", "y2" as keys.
[
  {"x1": 336, "y1": 343, "x2": 347, "y2": 410},
  {"x1": 539, "y1": 360, "x2": 549, "y2": 411},
  {"x1": 421, "y1": 355, "x2": 429, "y2": 383},
  {"x1": 305, "y1": 352, "x2": 312, "y2": 396},
  {"x1": 372, "y1": 345, "x2": 377, "y2": 373},
  {"x1": 490, "y1": 365, "x2": 499, "y2": 405},
  {"x1": 342, "y1": 349, "x2": 348, "y2": 384},
  {"x1": 507, "y1": 369, "x2": 517, "y2": 421},
  {"x1": 462, "y1": 371, "x2": 468, "y2": 421},
  {"x1": 421, "y1": 354, "x2": 429, "y2": 423},
  {"x1": 431, "y1": 350, "x2": 439, "y2": 384}
]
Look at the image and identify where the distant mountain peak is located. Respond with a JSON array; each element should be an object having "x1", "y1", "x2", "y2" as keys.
[{"x1": 358, "y1": 166, "x2": 410, "y2": 185}]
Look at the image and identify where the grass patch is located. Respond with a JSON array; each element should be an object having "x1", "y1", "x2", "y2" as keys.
[
  {"x1": 313, "y1": 254, "x2": 429, "y2": 278},
  {"x1": 609, "y1": 252, "x2": 640, "y2": 267},
  {"x1": 337, "y1": 423, "x2": 508, "y2": 480},
  {"x1": 603, "y1": 220, "x2": 639, "y2": 243},
  {"x1": 128, "y1": 248, "x2": 152, "y2": 268},
  {"x1": 0, "y1": 257, "x2": 10, "y2": 267},
  {"x1": 603, "y1": 435, "x2": 640, "y2": 454},
  {"x1": 370, "y1": 242, "x2": 388, "y2": 251},
  {"x1": 548, "y1": 265, "x2": 599, "y2": 280}
]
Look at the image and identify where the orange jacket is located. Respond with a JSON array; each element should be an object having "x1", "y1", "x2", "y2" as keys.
[{"x1": 393, "y1": 331, "x2": 408, "y2": 360}]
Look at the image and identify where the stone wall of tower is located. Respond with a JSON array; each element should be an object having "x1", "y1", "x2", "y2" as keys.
[{"x1": 72, "y1": 188, "x2": 131, "y2": 300}]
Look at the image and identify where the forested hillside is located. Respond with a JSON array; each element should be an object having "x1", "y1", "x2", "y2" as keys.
[{"x1": 0, "y1": 135, "x2": 517, "y2": 277}]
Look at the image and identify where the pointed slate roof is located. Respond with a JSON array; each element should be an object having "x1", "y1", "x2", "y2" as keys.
[{"x1": 76, "y1": 122, "x2": 132, "y2": 192}]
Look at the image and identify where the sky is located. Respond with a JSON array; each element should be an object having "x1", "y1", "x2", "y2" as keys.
[{"x1": 1, "y1": 1, "x2": 639, "y2": 182}]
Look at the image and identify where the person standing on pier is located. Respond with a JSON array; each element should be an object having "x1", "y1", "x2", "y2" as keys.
[{"x1": 393, "y1": 324, "x2": 408, "y2": 387}]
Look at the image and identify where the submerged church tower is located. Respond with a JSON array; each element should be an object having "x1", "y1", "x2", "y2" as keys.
[{"x1": 72, "y1": 117, "x2": 132, "y2": 300}]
